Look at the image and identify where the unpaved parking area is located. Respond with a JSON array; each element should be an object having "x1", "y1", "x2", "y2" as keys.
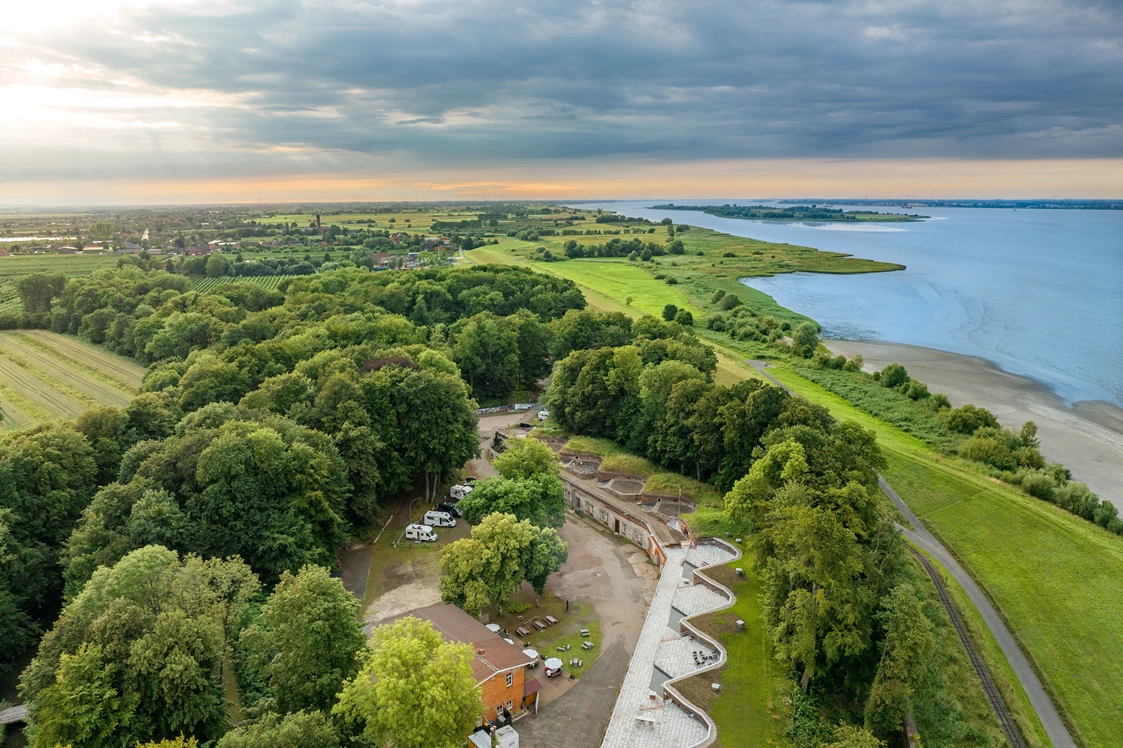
[{"x1": 517, "y1": 515, "x2": 654, "y2": 748}]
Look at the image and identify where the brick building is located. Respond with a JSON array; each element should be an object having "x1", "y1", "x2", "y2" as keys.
[{"x1": 387, "y1": 603, "x2": 537, "y2": 724}]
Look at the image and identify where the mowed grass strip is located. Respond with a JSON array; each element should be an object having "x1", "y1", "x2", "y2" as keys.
[
  {"x1": 0, "y1": 334, "x2": 135, "y2": 406},
  {"x1": 17, "y1": 330, "x2": 145, "y2": 390},
  {"x1": 885, "y1": 452, "x2": 1123, "y2": 748},
  {"x1": 0, "y1": 384, "x2": 52, "y2": 432}
]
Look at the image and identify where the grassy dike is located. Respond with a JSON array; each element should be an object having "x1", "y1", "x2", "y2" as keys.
[{"x1": 463, "y1": 242, "x2": 1081, "y2": 745}]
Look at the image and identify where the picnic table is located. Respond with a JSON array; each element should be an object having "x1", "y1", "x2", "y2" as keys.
[
  {"x1": 545, "y1": 615, "x2": 559, "y2": 625},
  {"x1": 533, "y1": 620, "x2": 548, "y2": 631},
  {"x1": 516, "y1": 626, "x2": 531, "y2": 637}
]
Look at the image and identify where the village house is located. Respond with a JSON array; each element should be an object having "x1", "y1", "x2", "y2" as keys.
[
  {"x1": 372, "y1": 251, "x2": 391, "y2": 267},
  {"x1": 385, "y1": 603, "x2": 538, "y2": 726}
]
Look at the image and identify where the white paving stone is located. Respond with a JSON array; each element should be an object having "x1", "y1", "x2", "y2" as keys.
[
  {"x1": 654, "y1": 631, "x2": 719, "y2": 679},
  {"x1": 685, "y1": 543, "x2": 736, "y2": 568},
  {"x1": 672, "y1": 582, "x2": 728, "y2": 617}
]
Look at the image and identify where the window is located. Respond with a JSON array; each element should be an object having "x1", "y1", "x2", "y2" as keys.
[
  {"x1": 507, "y1": 701, "x2": 514, "y2": 710},
  {"x1": 506, "y1": 673, "x2": 513, "y2": 687}
]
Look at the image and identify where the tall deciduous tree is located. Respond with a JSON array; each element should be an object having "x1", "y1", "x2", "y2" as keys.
[
  {"x1": 865, "y1": 585, "x2": 936, "y2": 739},
  {"x1": 493, "y1": 437, "x2": 560, "y2": 480},
  {"x1": 216, "y1": 710, "x2": 339, "y2": 748},
  {"x1": 334, "y1": 617, "x2": 482, "y2": 748},
  {"x1": 440, "y1": 513, "x2": 534, "y2": 616},
  {"x1": 22, "y1": 546, "x2": 256, "y2": 747},
  {"x1": 240, "y1": 565, "x2": 364, "y2": 713},
  {"x1": 524, "y1": 526, "x2": 568, "y2": 605}
]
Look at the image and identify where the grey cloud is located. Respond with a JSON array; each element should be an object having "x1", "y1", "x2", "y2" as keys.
[{"x1": 3, "y1": 0, "x2": 1122, "y2": 182}]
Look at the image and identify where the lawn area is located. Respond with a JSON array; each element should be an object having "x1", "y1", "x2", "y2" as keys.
[
  {"x1": 561, "y1": 435, "x2": 722, "y2": 506},
  {"x1": 674, "y1": 562, "x2": 789, "y2": 748},
  {"x1": 488, "y1": 594, "x2": 602, "y2": 679},
  {"x1": 0, "y1": 330, "x2": 145, "y2": 433}
]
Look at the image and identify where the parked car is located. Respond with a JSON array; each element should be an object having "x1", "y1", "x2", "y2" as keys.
[
  {"x1": 537, "y1": 408, "x2": 549, "y2": 422},
  {"x1": 463, "y1": 476, "x2": 478, "y2": 484},
  {"x1": 437, "y1": 502, "x2": 461, "y2": 517},
  {"x1": 423, "y1": 510, "x2": 456, "y2": 527},
  {"x1": 404, "y1": 524, "x2": 438, "y2": 542},
  {"x1": 450, "y1": 484, "x2": 474, "y2": 501}
]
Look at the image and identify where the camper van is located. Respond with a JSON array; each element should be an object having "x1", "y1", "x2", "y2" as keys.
[
  {"x1": 450, "y1": 484, "x2": 474, "y2": 501},
  {"x1": 423, "y1": 510, "x2": 456, "y2": 527},
  {"x1": 404, "y1": 523, "x2": 438, "y2": 542}
]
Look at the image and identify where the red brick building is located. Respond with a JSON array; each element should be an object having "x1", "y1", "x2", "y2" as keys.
[{"x1": 389, "y1": 603, "x2": 537, "y2": 723}]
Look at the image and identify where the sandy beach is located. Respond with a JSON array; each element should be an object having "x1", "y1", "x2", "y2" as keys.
[{"x1": 824, "y1": 339, "x2": 1123, "y2": 508}]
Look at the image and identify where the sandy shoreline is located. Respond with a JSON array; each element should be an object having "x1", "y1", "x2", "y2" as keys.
[{"x1": 823, "y1": 339, "x2": 1123, "y2": 508}]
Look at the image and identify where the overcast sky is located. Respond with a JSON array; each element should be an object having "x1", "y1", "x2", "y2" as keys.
[{"x1": 2, "y1": 0, "x2": 1121, "y2": 202}]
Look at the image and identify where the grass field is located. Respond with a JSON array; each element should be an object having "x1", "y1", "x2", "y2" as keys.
[{"x1": 0, "y1": 330, "x2": 145, "y2": 433}]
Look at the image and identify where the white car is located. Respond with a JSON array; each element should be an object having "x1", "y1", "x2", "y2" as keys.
[{"x1": 537, "y1": 408, "x2": 549, "y2": 422}]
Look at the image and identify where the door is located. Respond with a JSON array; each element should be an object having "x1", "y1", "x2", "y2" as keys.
[{"x1": 614, "y1": 518, "x2": 621, "y2": 534}]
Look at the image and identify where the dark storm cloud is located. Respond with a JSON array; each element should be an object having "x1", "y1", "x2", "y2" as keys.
[{"x1": 5, "y1": 0, "x2": 1122, "y2": 179}]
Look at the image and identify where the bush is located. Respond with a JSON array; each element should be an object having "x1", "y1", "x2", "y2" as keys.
[
  {"x1": 1020, "y1": 471, "x2": 1057, "y2": 502},
  {"x1": 880, "y1": 363, "x2": 910, "y2": 389},
  {"x1": 905, "y1": 380, "x2": 930, "y2": 400},
  {"x1": 665, "y1": 276, "x2": 678, "y2": 285},
  {"x1": 720, "y1": 294, "x2": 742, "y2": 310},
  {"x1": 674, "y1": 309, "x2": 694, "y2": 327},
  {"x1": 943, "y1": 403, "x2": 1000, "y2": 434},
  {"x1": 711, "y1": 289, "x2": 726, "y2": 303},
  {"x1": 662, "y1": 304, "x2": 678, "y2": 321}
]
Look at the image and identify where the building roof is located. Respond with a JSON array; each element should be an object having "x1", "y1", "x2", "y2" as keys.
[{"x1": 386, "y1": 603, "x2": 533, "y2": 682}]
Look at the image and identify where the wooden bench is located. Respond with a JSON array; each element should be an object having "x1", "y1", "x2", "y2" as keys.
[
  {"x1": 516, "y1": 626, "x2": 531, "y2": 637},
  {"x1": 533, "y1": 620, "x2": 548, "y2": 631},
  {"x1": 545, "y1": 615, "x2": 560, "y2": 625}
]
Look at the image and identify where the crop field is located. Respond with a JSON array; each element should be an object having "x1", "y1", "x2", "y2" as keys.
[
  {"x1": 0, "y1": 253, "x2": 121, "y2": 280},
  {"x1": 189, "y1": 275, "x2": 285, "y2": 292},
  {"x1": 0, "y1": 330, "x2": 146, "y2": 433}
]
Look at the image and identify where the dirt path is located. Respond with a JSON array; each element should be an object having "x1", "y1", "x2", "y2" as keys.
[{"x1": 517, "y1": 515, "x2": 654, "y2": 748}]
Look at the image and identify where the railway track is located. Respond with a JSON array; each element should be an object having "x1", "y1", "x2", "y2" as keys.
[{"x1": 907, "y1": 545, "x2": 1027, "y2": 748}]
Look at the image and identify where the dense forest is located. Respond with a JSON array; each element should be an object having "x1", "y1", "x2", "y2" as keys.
[{"x1": 0, "y1": 263, "x2": 589, "y2": 746}]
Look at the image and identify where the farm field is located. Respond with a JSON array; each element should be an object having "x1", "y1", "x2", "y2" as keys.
[
  {"x1": 0, "y1": 330, "x2": 145, "y2": 433},
  {"x1": 189, "y1": 275, "x2": 286, "y2": 292}
]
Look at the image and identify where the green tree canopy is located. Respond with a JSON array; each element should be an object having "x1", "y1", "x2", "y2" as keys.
[
  {"x1": 239, "y1": 565, "x2": 364, "y2": 714},
  {"x1": 22, "y1": 546, "x2": 259, "y2": 747},
  {"x1": 334, "y1": 617, "x2": 482, "y2": 748},
  {"x1": 456, "y1": 474, "x2": 566, "y2": 529},
  {"x1": 215, "y1": 710, "x2": 339, "y2": 748},
  {"x1": 493, "y1": 436, "x2": 561, "y2": 480},
  {"x1": 440, "y1": 513, "x2": 535, "y2": 616}
]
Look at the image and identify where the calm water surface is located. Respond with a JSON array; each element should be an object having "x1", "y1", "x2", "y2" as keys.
[{"x1": 571, "y1": 201, "x2": 1123, "y2": 408}]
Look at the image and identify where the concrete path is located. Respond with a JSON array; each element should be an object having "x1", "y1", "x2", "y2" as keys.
[
  {"x1": 749, "y1": 358, "x2": 1074, "y2": 748},
  {"x1": 882, "y1": 478, "x2": 1075, "y2": 748}
]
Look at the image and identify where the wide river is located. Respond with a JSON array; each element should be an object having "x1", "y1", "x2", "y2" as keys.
[{"x1": 570, "y1": 200, "x2": 1123, "y2": 409}]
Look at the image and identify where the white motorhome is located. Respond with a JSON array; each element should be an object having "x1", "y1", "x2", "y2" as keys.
[
  {"x1": 423, "y1": 510, "x2": 456, "y2": 527},
  {"x1": 450, "y1": 484, "x2": 474, "y2": 501},
  {"x1": 404, "y1": 523, "x2": 438, "y2": 542}
]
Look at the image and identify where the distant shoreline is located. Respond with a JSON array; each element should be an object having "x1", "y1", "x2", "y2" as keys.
[{"x1": 823, "y1": 339, "x2": 1123, "y2": 507}]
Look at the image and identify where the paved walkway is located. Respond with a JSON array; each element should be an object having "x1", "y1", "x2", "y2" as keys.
[
  {"x1": 602, "y1": 548, "x2": 712, "y2": 748},
  {"x1": 671, "y1": 583, "x2": 728, "y2": 618},
  {"x1": 882, "y1": 478, "x2": 1075, "y2": 748},
  {"x1": 655, "y1": 629, "x2": 718, "y2": 680}
]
